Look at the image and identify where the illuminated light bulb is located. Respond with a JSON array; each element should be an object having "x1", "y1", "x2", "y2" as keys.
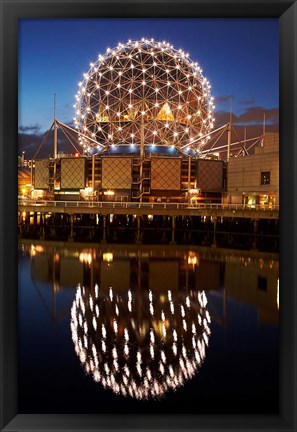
[
  {"x1": 118, "y1": 126, "x2": 122, "y2": 131},
  {"x1": 150, "y1": 345, "x2": 155, "y2": 359},
  {"x1": 167, "y1": 81, "x2": 171, "y2": 86},
  {"x1": 117, "y1": 83, "x2": 121, "y2": 88},
  {"x1": 165, "y1": 123, "x2": 169, "y2": 128},
  {"x1": 153, "y1": 131, "x2": 157, "y2": 135},
  {"x1": 118, "y1": 71, "x2": 122, "y2": 76},
  {"x1": 142, "y1": 68, "x2": 146, "y2": 73},
  {"x1": 131, "y1": 133, "x2": 135, "y2": 138},
  {"x1": 129, "y1": 89, "x2": 133, "y2": 94},
  {"x1": 142, "y1": 81, "x2": 146, "y2": 86},
  {"x1": 116, "y1": 112, "x2": 121, "y2": 117},
  {"x1": 150, "y1": 304, "x2": 154, "y2": 315},
  {"x1": 141, "y1": 111, "x2": 145, "y2": 115},
  {"x1": 166, "y1": 69, "x2": 169, "y2": 73},
  {"x1": 106, "y1": 105, "x2": 109, "y2": 110},
  {"x1": 113, "y1": 319, "x2": 118, "y2": 333},
  {"x1": 174, "y1": 132, "x2": 178, "y2": 137},
  {"x1": 128, "y1": 104, "x2": 133, "y2": 108},
  {"x1": 155, "y1": 102, "x2": 159, "y2": 107},
  {"x1": 130, "y1": 63, "x2": 134, "y2": 69},
  {"x1": 185, "y1": 128, "x2": 189, "y2": 133},
  {"x1": 178, "y1": 105, "x2": 182, "y2": 110},
  {"x1": 155, "y1": 88, "x2": 159, "y2": 92},
  {"x1": 178, "y1": 90, "x2": 182, "y2": 95}
]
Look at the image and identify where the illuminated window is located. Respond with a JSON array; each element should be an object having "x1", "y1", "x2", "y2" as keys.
[{"x1": 261, "y1": 171, "x2": 270, "y2": 185}]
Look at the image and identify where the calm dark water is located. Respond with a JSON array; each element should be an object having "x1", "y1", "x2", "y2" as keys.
[{"x1": 18, "y1": 242, "x2": 279, "y2": 414}]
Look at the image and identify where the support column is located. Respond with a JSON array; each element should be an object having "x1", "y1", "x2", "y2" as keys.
[
  {"x1": 161, "y1": 216, "x2": 167, "y2": 242},
  {"x1": 101, "y1": 215, "x2": 107, "y2": 243},
  {"x1": 92, "y1": 154, "x2": 95, "y2": 199},
  {"x1": 136, "y1": 215, "x2": 142, "y2": 244},
  {"x1": 68, "y1": 214, "x2": 74, "y2": 242},
  {"x1": 40, "y1": 213, "x2": 45, "y2": 240},
  {"x1": 187, "y1": 156, "x2": 191, "y2": 194},
  {"x1": 252, "y1": 218, "x2": 259, "y2": 250},
  {"x1": 212, "y1": 216, "x2": 218, "y2": 248},
  {"x1": 170, "y1": 216, "x2": 176, "y2": 244}
]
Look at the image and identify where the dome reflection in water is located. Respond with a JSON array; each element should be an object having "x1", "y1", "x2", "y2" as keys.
[{"x1": 70, "y1": 284, "x2": 211, "y2": 400}]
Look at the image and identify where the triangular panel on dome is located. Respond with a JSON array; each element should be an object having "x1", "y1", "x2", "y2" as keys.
[
  {"x1": 96, "y1": 105, "x2": 110, "y2": 123},
  {"x1": 156, "y1": 103, "x2": 175, "y2": 121}
]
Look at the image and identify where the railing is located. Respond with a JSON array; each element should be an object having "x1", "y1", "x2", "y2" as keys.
[{"x1": 18, "y1": 199, "x2": 279, "y2": 212}]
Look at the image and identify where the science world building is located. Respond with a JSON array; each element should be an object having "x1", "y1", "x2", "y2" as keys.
[{"x1": 30, "y1": 38, "x2": 226, "y2": 204}]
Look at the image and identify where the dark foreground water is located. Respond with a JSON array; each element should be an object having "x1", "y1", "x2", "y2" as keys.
[{"x1": 18, "y1": 241, "x2": 279, "y2": 414}]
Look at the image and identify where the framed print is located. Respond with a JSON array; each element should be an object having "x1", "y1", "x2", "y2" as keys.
[{"x1": 1, "y1": 1, "x2": 297, "y2": 431}]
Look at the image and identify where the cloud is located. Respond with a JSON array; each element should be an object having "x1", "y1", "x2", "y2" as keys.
[
  {"x1": 18, "y1": 124, "x2": 42, "y2": 135},
  {"x1": 214, "y1": 106, "x2": 279, "y2": 128},
  {"x1": 239, "y1": 99, "x2": 256, "y2": 105},
  {"x1": 236, "y1": 106, "x2": 279, "y2": 125},
  {"x1": 18, "y1": 128, "x2": 75, "y2": 159},
  {"x1": 215, "y1": 95, "x2": 233, "y2": 105}
]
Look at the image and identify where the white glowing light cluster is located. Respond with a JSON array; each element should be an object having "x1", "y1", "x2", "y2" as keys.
[
  {"x1": 74, "y1": 38, "x2": 215, "y2": 155},
  {"x1": 70, "y1": 284, "x2": 211, "y2": 400}
]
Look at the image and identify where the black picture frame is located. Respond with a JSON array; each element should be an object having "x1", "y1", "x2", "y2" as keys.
[{"x1": 1, "y1": 1, "x2": 296, "y2": 431}]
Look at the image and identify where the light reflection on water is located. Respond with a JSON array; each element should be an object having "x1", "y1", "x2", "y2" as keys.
[
  {"x1": 70, "y1": 284, "x2": 211, "y2": 399},
  {"x1": 19, "y1": 241, "x2": 279, "y2": 413}
]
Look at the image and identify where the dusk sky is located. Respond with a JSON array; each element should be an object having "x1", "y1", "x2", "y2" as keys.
[{"x1": 18, "y1": 18, "x2": 279, "y2": 155}]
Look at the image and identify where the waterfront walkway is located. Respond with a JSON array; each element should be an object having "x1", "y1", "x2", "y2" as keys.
[{"x1": 18, "y1": 199, "x2": 279, "y2": 220}]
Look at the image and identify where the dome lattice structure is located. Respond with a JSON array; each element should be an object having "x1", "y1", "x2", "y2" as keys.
[{"x1": 74, "y1": 39, "x2": 215, "y2": 156}]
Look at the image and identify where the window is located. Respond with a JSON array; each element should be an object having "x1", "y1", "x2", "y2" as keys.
[
  {"x1": 258, "y1": 276, "x2": 267, "y2": 291},
  {"x1": 261, "y1": 171, "x2": 270, "y2": 185}
]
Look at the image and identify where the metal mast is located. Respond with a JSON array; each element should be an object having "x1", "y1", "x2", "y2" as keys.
[
  {"x1": 227, "y1": 96, "x2": 232, "y2": 162},
  {"x1": 53, "y1": 94, "x2": 58, "y2": 189}
]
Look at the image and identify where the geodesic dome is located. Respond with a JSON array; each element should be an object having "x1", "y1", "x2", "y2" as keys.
[{"x1": 74, "y1": 38, "x2": 215, "y2": 155}]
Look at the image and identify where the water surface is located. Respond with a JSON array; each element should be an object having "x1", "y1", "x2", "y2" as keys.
[{"x1": 18, "y1": 242, "x2": 279, "y2": 414}]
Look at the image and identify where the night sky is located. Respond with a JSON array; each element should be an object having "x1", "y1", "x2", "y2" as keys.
[{"x1": 18, "y1": 18, "x2": 279, "y2": 157}]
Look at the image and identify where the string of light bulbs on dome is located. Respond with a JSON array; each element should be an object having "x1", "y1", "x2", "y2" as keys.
[{"x1": 73, "y1": 38, "x2": 216, "y2": 157}]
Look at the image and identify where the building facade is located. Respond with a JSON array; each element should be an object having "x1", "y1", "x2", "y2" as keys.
[
  {"x1": 226, "y1": 132, "x2": 279, "y2": 208},
  {"x1": 31, "y1": 154, "x2": 226, "y2": 204}
]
